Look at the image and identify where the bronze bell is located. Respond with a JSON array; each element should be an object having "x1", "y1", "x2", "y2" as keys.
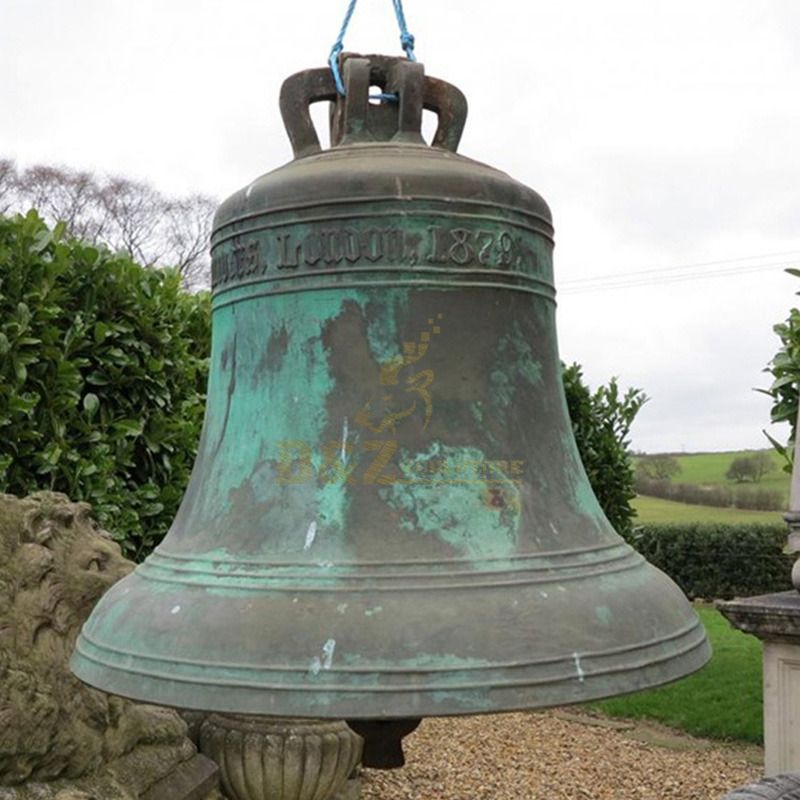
[{"x1": 72, "y1": 54, "x2": 709, "y2": 751}]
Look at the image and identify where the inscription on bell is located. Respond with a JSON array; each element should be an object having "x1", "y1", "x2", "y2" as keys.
[
  {"x1": 275, "y1": 227, "x2": 407, "y2": 269},
  {"x1": 210, "y1": 221, "x2": 540, "y2": 290}
]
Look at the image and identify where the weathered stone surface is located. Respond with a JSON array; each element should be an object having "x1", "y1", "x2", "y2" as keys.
[
  {"x1": 717, "y1": 592, "x2": 800, "y2": 644},
  {"x1": 0, "y1": 492, "x2": 222, "y2": 800},
  {"x1": 724, "y1": 773, "x2": 800, "y2": 798},
  {"x1": 182, "y1": 711, "x2": 208, "y2": 745},
  {"x1": 199, "y1": 714, "x2": 362, "y2": 800},
  {"x1": 141, "y1": 754, "x2": 221, "y2": 800},
  {"x1": 718, "y1": 593, "x2": 800, "y2": 776},
  {"x1": 332, "y1": 776, "x2": 362, "y2": 800}
]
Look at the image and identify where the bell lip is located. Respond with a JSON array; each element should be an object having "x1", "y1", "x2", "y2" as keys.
[{"x1": 70, "y1": 623, "x2": 710, "y2": 720}]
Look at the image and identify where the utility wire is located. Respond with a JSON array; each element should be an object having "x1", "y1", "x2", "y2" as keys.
[
  {"x1": 559, "y1": 253, "x2": 800, "y2": 295},
  {"x1": 559, "y1": 248, "x2": 800, "y2": 287},
  {"x1": 560, "y1": 263, "x2": 791, "y2": 295}
]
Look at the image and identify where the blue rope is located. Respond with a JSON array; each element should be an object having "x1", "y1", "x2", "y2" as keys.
[
  {"x1": 328, "y1": 0, "x2": 417, "y2": 100},
  {"x1": 392, "y1": 0, "x2": 416, "y2": 61},
  {"x1": 328, "y1": 0, "x2": 357, "y2": 96}
]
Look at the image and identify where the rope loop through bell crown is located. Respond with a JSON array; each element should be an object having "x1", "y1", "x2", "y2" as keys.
[{"x1": 328, "y1": 0, "x2": 417, "y2": 100}]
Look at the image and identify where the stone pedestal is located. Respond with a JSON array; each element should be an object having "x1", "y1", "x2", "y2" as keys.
[
  {"x1": 198, "y1": 715, "x2": 362, "y2": 800},
  {"x1": 718, "y1": 591, "x2": 800, "y2": 776}
]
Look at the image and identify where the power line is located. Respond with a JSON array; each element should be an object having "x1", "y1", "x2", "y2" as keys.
[
  {"x1": 558, "y1": 255, "x2": 799, "y2": 295},
  {"x1": 559, "y1": 262, "x2": 790, "y2": 294},
  {"x1": 559, "y1": 248, "x2": 800, "y2": 288}
]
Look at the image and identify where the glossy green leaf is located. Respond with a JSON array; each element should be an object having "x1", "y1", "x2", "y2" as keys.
[
  {"x1": 83, "y1": 393, "x2": 100, "y2": 416},
  {"x1": 113, "y1": 418, "x2": 144, "y2": 437},
  {"x1": 93, "y1": 321, "x2": 110, "y2": 342}
]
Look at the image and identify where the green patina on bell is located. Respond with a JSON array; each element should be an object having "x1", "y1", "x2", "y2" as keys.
[{"x1": 72, "y1": 54, "x2": 709, "y2": 723}]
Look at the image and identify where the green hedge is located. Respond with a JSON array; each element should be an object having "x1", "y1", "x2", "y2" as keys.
[
  {"x1": 635, "y1": 475, "x2": 784, "y2": 511},
  {"x1": 562, "y1": 363, "x2": 645, "y2": 538},
  {"x1": 0, "y1": 211, "x2": 210, "y2": 559},
  {"x1": 630, "y1": 522, "x2": 792, "y2": 600}
]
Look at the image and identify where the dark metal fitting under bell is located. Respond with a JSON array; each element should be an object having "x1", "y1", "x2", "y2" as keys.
[{"x1": 347, "y1": 718, "x2": 421, "y2": 769}]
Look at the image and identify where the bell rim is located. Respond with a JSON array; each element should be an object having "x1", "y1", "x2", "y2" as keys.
[{"x1": 71, "y1": 611, "x2": 710, "y2": 719}]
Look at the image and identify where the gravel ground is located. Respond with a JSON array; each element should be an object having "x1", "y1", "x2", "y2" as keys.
[{"x1": 360, "y1": 710, "x2": 763, "y2": 800}]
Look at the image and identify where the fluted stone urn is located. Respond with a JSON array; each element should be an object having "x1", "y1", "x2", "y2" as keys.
[{"x1": 198, "y1": 715, "x2": 362, "y2": 800}]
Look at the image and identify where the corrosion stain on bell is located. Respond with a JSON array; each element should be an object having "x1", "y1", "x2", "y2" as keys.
[{"x1": 72, "y1": 53, "x2": 709, "y2": 720}]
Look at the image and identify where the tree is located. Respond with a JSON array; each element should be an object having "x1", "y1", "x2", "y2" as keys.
[
  {"x1": 562, "y1": 363, "x2": 647, "y2": 538},
  {"x1": 726, "y1": 453, "x2": 774, "y2": 483},
  {"x1": 3, "y1": 159, "x2": 216, "y2": 290},
  {"x1": 751, "y1": 451, "x2": 774, "y2": 482},
  {"x1": 161, "y1": 193, "x2": 217, "y2": 288},
  {"x1": 14, "y1": 163, "x2": 101, "y2": 241},
  {"x1": 0, "y1": 158, "x2": 15, "y2": 214},
  {"x1": 636, "y1": 454, "x2": 682, "y2": 481},
  {"x1": 95, "y1": 175, "x2": 165, "y2": 267},
  {"x1": 726, "y1": 456, "x2": 757, "y2": 483}
]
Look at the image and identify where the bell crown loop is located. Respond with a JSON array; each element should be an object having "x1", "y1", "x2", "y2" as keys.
[{"x1": 280, "y1": 54, "x2": 467, "y2": 159}]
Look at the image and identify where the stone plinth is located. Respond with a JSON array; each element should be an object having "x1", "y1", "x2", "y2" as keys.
[
  {"x1": 718, "y1": 591, "x2": 800, "y2": 776},
  {"x1": 198, "y1": 715, "x2": 362, "y2": 800}
]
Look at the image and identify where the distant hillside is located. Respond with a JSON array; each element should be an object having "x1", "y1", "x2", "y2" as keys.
[{"x1": 634, "y1": 449, "x2": 790, "y2": 504}]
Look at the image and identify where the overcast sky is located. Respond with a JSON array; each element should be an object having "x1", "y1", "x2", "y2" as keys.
[{"x1": 2, "y1": 0, "x2": 799, "y2": 453}]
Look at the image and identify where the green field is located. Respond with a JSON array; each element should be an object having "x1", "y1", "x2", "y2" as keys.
[
  {"x1": 636, "y1": 449, "x2": 790, "y2": 501},
  {"x1": 633, "y1": 495, "x2": 784, "y2": 525},
  {"x1": 595, "y1": 452, "x2": 777, "y2": 743},
  {"x1": 592, "y1": 606, "x2": 763, "y2": 743}
]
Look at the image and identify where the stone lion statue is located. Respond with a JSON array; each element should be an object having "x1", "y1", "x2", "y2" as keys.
[{"x1": 0, "y1": 492, "x2": 221, "y2": 800}]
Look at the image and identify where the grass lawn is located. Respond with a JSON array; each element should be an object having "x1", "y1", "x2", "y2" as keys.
[
  {"x1": 592, "y1": 606, "x2": 763, "y2": 743},
  {"x1": 635, "y1": 449, "x2": 789, "y2": 502},
  {"x1": 633, "y1": 494, "x2": 784, "y2": 525}
]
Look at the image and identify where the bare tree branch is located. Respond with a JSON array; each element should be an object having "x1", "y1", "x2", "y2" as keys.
[
  {"x1": 2, "y1": 157, "x2": 217, "y2": 290},
  {"x1": 161, "y1": 193, "x2": 215, "y2": 289},
  {"x1": 95, "y1": 175, "x2": 167, "y2": 267},
  {"x1": 0, "y1": 159, "x2": 17, "y2": 215},
  {"x1": 16, "y1": 164, "x2": 102, "y2": 240}
]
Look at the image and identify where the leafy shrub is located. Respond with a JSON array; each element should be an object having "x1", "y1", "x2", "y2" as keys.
[
  {"x1": 763, "y1": 269, "x2": 800, "y2": 469},
  {"x1": 630, "y1": 522, "x2": 792, "y2": 600},
  {"x1": 635, "y1": 475, "x2": 784, "y2": 511},
  {"x1": 562, "y1": 363, "x2": 646, "y2": 538},
  {"x1": 733, "y1": 485, "x2": 784, "y2": 511},
  {"x1": 0, "y1": 211, "x2": 210, "y2": 559}
]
